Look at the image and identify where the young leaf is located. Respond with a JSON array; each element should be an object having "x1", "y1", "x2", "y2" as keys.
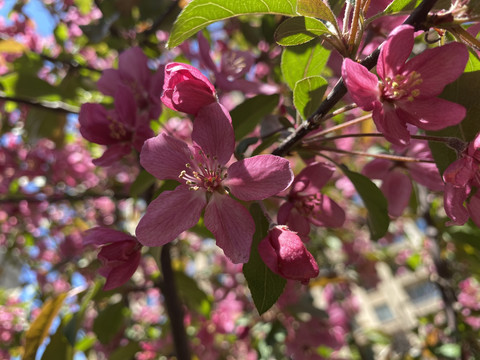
[
  {"x1": 40, "y1": 322, "x2": 73, "y2": 360},
  {"x1": 167, "y1": 0, "x2": 298, "y2": 48},
  {"x1": 275, "y1": 16, "x2": 329, "y2": 46},
  {"x1": 428, "y1": 51, "x2": 480, "y2": 175},
  {"x1": 231, "y1": 94, "x2": 279, "y2": 141},
  {"x1": 296, "y1": 0, "x2": 337, "y2": 25},
  {"x1": 281, "y1": 40, "x2": 331, "y2": 90},
  {"x1": 340, "y1": 165, "x2": 390, "y2": 240},
  {"x1": 243, "y1": 203, "x2": 286, "y2": 315},
  {"x1": 23, "y1": 293, "x2": 68, "y2": 360},
  {"x1": 293, "y1": 75, "x2": 328, "y2": 119}
]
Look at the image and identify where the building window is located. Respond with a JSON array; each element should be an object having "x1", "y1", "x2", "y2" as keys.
[
  {"x1": 405, "y1": 281, "x2": 440, "y2": 305},
  {"x1": 374, "y1": 303, "x2": 394, "y2": 323}
]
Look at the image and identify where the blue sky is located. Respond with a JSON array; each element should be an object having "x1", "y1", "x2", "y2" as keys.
[{"x1": 1, "y1": 0, "x2": 56, "y2": 36}]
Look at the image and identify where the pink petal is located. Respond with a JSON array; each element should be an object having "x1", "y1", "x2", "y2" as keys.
[
  {"x1": 114, "y1": 85, "x2": 137, "y2": 128},
  {"x1": 79, "y1": 103, "x2": 113, "y2": 145},
  {"x1": 97, "y1": 69, "x2": 123, "y2": 97},
  {"x1": 102, "y1": 250, "x2": 141, "y2": 290},
  {"x1": 396, "y1": 98, "x2": 466, "y2": 131},
  {"x1": 444, "y1": 183, "x2": 469, "y2": 226},
  {"x1": 140, "y1": 133, "x2": 193, "y2": 180},
  {"x1": 342, "y1": 58, "x2": 380, "y2": 111},
  {"x1": 467, "y1": 193, "x2": 480, "y2": 228},
  {"x1": 362, "y1": 158, "x2": 392, "y2": 180},
  {"x1": 204, "y1": 193, "x2": 255, "y2": 263},
  {"x1": 277, "y1": 201, "x2": 294, "y2": 225},
  {"x1": 83, "y1": 227, "x2": 137, "y2": 247},
  {"x1": 377, "y1": 25, "x2": 414, "y2": 79},
  {"x1": 197, "y1": 32, "x2": 217, "y2": 72},
  {"x1": 118, "y1": 47, "x2": 150, "y2": 91},
  {"x1": 284, "y1": 207, "x2": 311, "y2": 238},
  {"x1": 258, "y1": 237, "x2": 280, "y2": 273},
  {"x1": 307, "y1": 194, "x2": 346, "y2": 228},
  {"x1": 408, "y1": 162, "x2": 444, "y2": 191},
  {"x1": 404, "y1": 42, "x2": 469, "y2": 98},
  {"x1": 192, "y1": 102, "x2": 234, "y2": 165},
  {"x1": 443, "y1": 156, "x2": 476, "y2": 187},
  {"x1": 135, "y1": 185, "x2": 206, "y2": 247},
  {"x1": 225, "y1": 155, "x2": 294, "y2": 201},
  {"x1": 372, "y1": 102, "x2": 410, "y2": 145},
  {"x1": 381, "y1": 171, "x2": 412, "y2": 217},
  {"x1": 92, "y1": 143, "x2": 132, "y2": 166},
  {"x1": 292, "y1": 162, "x2": 335, "y2": 196}
]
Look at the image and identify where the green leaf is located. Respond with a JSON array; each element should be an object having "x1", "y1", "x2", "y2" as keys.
[
  {"x1": 436, "y1": 344, "x2": 461, "y2": 358},
  {"x1": 235, "y1": 137, "x2": 259, "y2": 160},
  {"x1": 275, "y1": 16, "x2": 329, "y2": 46},
  {"x1": 384, "y1": 0, "x2": 451, "y2": 13},
  {"x1": 41, "y1": 322, "x2": 73, "y2": 360},
  {"x1": 24, "y1": 108, "x2": 66, "y2": 147},
  {"x1": 293, "y1": 75, "x2": 328, "y2": 119},
  {"x1": 93, "y1": 301, "x2": 127, "y2": 344},
  {"x1": 243, "y1": 203, "x2": 286, "y2": 315},
  {"x1": 167, "y1": 0, "x2": 298, "y2": 48},
  {"x1": 23, "y1": 293, "x2": 68, "y2": 360},
  {"x1": 109, "y1": 341, "x2": 141, "y2": 360},
  {"x1": 231, "y1": 94, "x2": 279, "y2": 141},
  {"x1": 296, "y1": 0, "x2": 337, "y2": 25},
  {"x1": 175, "y1": 271, "x2": 212, "y2": 317},
  {"x1": 281, "y1": 40, "x2": 330, "y2": 90},
  {"x1": 428, "y1": 51, "x2": 480, "y2": 175},
  {"x1": 340, "y1": 165, "x2": 390, "y2": 240},
  {"x1": 130, "y1": 170, "x2": 156, "y2": 198}
]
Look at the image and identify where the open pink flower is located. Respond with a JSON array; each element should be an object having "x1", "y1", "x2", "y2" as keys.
[
  {"x1": 342, "y1": 25, "x2": 468, "y2": 145},
  {"x1": 136, "y1": 102, "x2": 293, "y2": 263},
  {"x1": 277, "y1": 162, "x2": 345, "y2": 239},
  {"x1": 83, "y1": 227, "x2": 142, "y2": 290},
  {"x1": 161, "y1": 62, "x2": 217, "y2": 115},
  {"x1": 443, "y1": 133, "x2": 480, "y2": 226},
  {"x1": 97, "y1": 46, "x2": 164, "y2": 120},
  {"x1": 79, "y1": 85, "x2": 154, "y2": 166},
  {"x1": 258, "y1": 225, "x2": 319, "y2": 284}
]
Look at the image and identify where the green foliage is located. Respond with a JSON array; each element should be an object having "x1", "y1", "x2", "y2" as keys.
[
  {"x1": 175, "y1": 271, "x2": 213, "y2": 317},
  {"x1": 231, "y1": 94, "x2": 280, "y2": 141},
  {"x1": 340, "y1": 165, "x2": 390, "y2": 240},
  {"x1": 167, "y1": 0, "x2": 298, "y2": 48},
  {"x1": 41, "y1": 322, "x2": 73, "y2": 360},
  {"x1": 428, "y1": 51, "x2": 480, "y2": 175},
  {"x1": 296, "y1": 0, "x2": 337, "y2": 26},
  {"x1": 93, "y1": 301, "x2": 128, "y2": 344},
  {"x1": 274, "y1": 16, "x2": 329, "y2": 46},
  {"x1": 293, "y1": 75, "x2": 328, "y2": 119},
  {"x1": 281, "y1": 39, "x2": 330, "y2": 90},
  {"x1": 130, "y1": 170, "x2": 156, "y2": 198},
  {"x1": 243, "y1": 203, "x2": 286, "y2": 315}
]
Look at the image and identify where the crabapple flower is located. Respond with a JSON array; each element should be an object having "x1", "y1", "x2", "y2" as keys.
[
  {"x1": 362, "y1": 140, "x2": 443, "y2": 217},
  {"x1": 443, "y1": 133, "x2": 480, "y2": 226},
  {"x1": 83, "y1": 227, "x2": 142, "y2": 290},
  {"x1": 258, "y1": 225, "x2": 319, "y2": 284},
  {"x1": 342, "y1": 25, "x2": 468, "y2": 145},
  {"x1": 136, "y1": 102, "x2": 293, "y2": 263},
  {"x1": 79, "y1": 85, "x2": 154, "y2": 166},
  {"x1": 161, "y1": 62, "x2": 217, "y2": 115},
  {"x1": 97, "y1": 46, "x2": 164, "y2": 120},
  {"x1": 278, "y1": 162, "x2": 345, "y2": 239}
]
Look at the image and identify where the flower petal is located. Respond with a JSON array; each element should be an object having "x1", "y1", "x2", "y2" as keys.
[
  {"x1": 83, "y1": 227, "x2": 137, "y2": 247},
  {"x1": 467, "y1": 193, "x2": 480, "y2": 228},
  {"x1": 362, "y1": 158, "x2": 392, "y2": 180},
  {"x1": 225, "y1": 155, "x2": 294, "y2": 201},
  {"x1": 92, "y1": 143, "x2": 132, "y2": 167},
  {"x1": 97, "y1": 69, "x2": 123, "y2": 97},
  {"x1": 372, "y1": 102, "x2": 410, "y2": 145},
  {"x1": 292, "y1": 162, "x2": 335, "y2": 196},
  {"x1": 342, "y1": 58, "x2": 380, "y2": 111},
  {"x1": 140, "y1": 133, "x2": 193, "y2": 180},
  {"x1": 135, "y1": 185, "x2": 206, "y2": 247},
  {"x1": 381, "y1": 171, "x2": 412, "y2": 217},
  {"x1": 377, "y1": 25, "x2": 414, "y2": 79},
  {"x1": 118, "y1": 47, "x2": 150, "y2": 91},
  {"x1": 307, "y1": 194, "x2": 346, "y2": 228},
  {"x1": 102, "y1": 250, "x2": 141, "y2": 290},
  {"x1": 192, "y1": 102, "x2": 234, "y2": 165},
  {"x1": 396, "y1": 97, "x2": 466, "y2": 131},
  {"x1": 204, "y1": 193, "x2": 254, "y2": 264},
  {"x1": 444, "y1": 183, "x2": 469, "y2": 226},
  {"x1": 404, "y1": 42, "x2": 469, "y2": 98}
]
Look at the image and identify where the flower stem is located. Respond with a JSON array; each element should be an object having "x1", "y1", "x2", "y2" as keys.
[
  {"x1": 305, "y1": 111, "x2": 369, "y2": 141},
  {"x1": 312, "y1": 146, "x2": 435, "y2": 163},
  {"x1": 306, "y1": 132, "x2": 456, "y2": 143}
]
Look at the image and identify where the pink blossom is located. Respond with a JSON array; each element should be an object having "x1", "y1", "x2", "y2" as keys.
[
  {"x1": 97, "y1": 47, "x2": 164, "y2": 120},
  {"x1": 277, "y1": 162, "x2": 345, "y2": 239},
  {"x1": 79, "y1": 85, "x2": 154, "y2": 166},
  {"x1": 161, "y1": 62, "x2": 217, "y2": 115},
  {"x1": 443, "y1": 133, "x2": 480, "y2": 226},
  {"x1": 258, "y1": 225, "x2": 319, "y2": 284},
  {"x1": 342, "y1": 25, "x2": 468, "y2": 145},
  {"x1": 136, "y1": 102, "x2": 293, "y2": 263},
  {"x1": 83, "y1": 227, "x2": 142, "y2": 290},
  {"x1": 362, "y1": 140, "x2": 443, "y2": 216}
]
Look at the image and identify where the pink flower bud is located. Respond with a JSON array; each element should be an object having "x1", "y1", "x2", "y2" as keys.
[
  {"x1": 161, "y1": 62, "x2": 217, "y2": 115},
  {"x1": 83, "y1": 227, "x2": 142, "y2": 290},
  {"x1": 258, "y1": 225, "x2": 319, "y2": 284}
]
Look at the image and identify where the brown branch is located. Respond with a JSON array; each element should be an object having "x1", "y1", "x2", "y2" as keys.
[
  {"x1": 272, "y1": 0, "x2": 440, "y2": 157},
  {"x1": 0, "y1": 91, "x2": 79, "y2": 114}
]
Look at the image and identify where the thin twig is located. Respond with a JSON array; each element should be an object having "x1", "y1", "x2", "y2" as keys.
[{"x1": 0, "y1": 91, "x2": 79, "y2": 114}]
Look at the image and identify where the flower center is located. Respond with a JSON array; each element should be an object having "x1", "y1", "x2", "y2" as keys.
[
  {"x1": 295, "y1": 193, "x2": 322, "y2": 218},
  {"x1": 178, "y1": 150, "x2": 226, "y2": 192},
  {"x1": 108, "y1": 116, "x2": 128, "y2": 140},
  {"x1": 380, "y1": 71, "x2": 423, "y2": 102}
]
